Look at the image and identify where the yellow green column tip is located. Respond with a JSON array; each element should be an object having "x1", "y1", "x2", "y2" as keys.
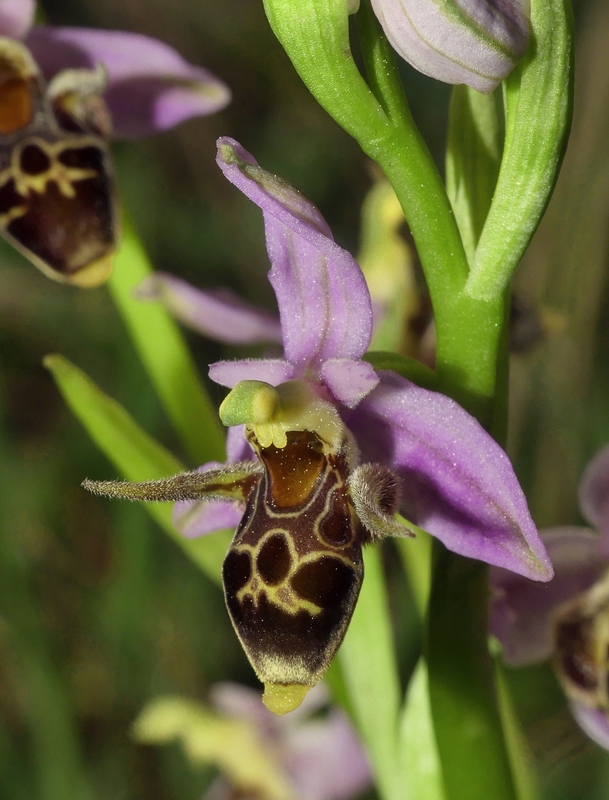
[{"x1": 219, "y1": 380, "x2": 279, "y2": 427}]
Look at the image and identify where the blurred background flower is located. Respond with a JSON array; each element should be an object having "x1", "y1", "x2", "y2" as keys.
[
  {"x1": 132, "y1": 683, "x2": 372, "y2": 800},
  {"x1": 490, "y1": 443, "x2": 609, "y2": 749}
]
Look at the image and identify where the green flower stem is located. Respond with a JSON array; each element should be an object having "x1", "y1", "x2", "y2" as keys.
[
  {"x1": 427, "y1": 551, "x2": 516, "y2": 800},
  {"x1": 356, "y1": 9, "x2": 518, "y2": 800},
  {"x1": 108, "y1": 219, "x2": 225, "y2": 466},
  {"x1": 263, "y1": 0, "x2": 469, "y2": 311}
]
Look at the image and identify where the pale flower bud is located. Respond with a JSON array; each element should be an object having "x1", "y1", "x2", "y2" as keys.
[{"x1": 370, "y1": 0, "x2": 530, "y2": 92}]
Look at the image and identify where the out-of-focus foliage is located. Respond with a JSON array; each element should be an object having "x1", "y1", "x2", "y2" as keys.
[{"x1": 1, "y1": 0, "x2": 609, "y2": 798}]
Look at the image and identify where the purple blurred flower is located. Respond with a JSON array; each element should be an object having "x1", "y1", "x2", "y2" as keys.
[
  {"x1": 3, "y1": 0, "x2": 230, "y2": 140},
  {"x1": 206, "y1": 683, "x2": 372, "y2": 800},
  {"x1": 370, "y1": 0, "x2": 530, "y2": 93},
  {"x1": 490, "y1": 443, "x2": 609, "y2": 748},
  {"x1": 161, "y1": 137, "x2": 551, "y2": 583}
]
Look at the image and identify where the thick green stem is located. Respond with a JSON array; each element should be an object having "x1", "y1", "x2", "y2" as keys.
[
  {"x1": 263, "y1": 0, "x2": 469, "y2": 312},
  {"x1": 427, "y1": 551, "x2": 516, "y2": 800}
]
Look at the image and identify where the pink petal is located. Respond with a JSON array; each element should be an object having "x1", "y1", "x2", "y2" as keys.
[
  {"x1": 172, "y1": 462, "x2": 243, "y2": 538},
  {"x1": 216, "y1": 138, "x2": 373, "y2": 370},
  {"x1": 348, "y1": 371, "x2": 552, "y2": 580},
  {"x1": 579, "y1": 443, "x2": 609, "y2": 556},
  {"x1": 226, "y1": 425, "x2": 255, "y2": 463},
  {"x1": 136, "y1": 274, "x2": 282, "y2": 345},
  {"x1": 0, "y1": 0, "x2": 35, "y2": 38},
  {"x1": 570, "y1": 702, "x2": 609, "y2": 750},
  {"x1": 209, "y1": 359, "x2": 295, "y2": 388},
  {"x1": 490, "y1": 527, "x2": 603, "y2": 665},
  {"x1": 320, "y1": 359, "x2": 379, "y2": 408},
  {"x1": 25, "y1": 27, "x2": 230, "y2": 139},
  {"x1": 285, "y1": 711, "x2": 372, "y2": 800}
]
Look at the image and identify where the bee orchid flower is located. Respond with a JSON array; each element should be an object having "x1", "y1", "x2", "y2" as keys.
[
  {"x1": 85, "y1": 138, "x2": 552, "y2": 714},
  {"x1": 0, "y1": 0, "x2": 229, "y2": 284},
  {"x1": 490, "y1": 443, "x2": 609, "y2": 749}
]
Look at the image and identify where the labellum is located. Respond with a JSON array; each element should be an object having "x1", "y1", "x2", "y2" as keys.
[
  {"x1": 223, "y1": 426, "x2": 365, "y2": 715},
  {"x1": 83, "y1": 380, "x2": 411, "y2": 714},
  {"x1": 553, "y1": 576, "x2": 609, "y2": 712},
  {"x1": 0, "y1": 37, "x2": 118, "y2": 285}
]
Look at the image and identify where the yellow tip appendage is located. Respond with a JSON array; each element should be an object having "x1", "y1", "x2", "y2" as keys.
[{"x1": 262, "y1": 683, "x2": 311, "y2": 715}]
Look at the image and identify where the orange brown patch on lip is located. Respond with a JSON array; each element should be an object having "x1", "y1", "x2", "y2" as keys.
[
  {"x1": 260, "y1": 430, "x2": 325, "y2": 509},
  {"x1": 0, "y1": 77, "x2": 33, "y2": 134},
  {"x1": 223, "y1": 427, "x2": 365, "y2": 697}
]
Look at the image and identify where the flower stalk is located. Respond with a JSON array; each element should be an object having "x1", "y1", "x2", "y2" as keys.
[{"x1": 261, "y1": 1, "x2": 574, "y2": 798}]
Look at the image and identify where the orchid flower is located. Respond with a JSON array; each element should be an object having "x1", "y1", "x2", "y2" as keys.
[
  {"x1": 490, "y1": 443, "x2": 609, "y2": 749},
  {"x1": 369, "y1": 0, "x2": 530, "y2": 93},
  {"x1": 0, "y1": 0, "x2": 229, "y2": 285},
  {"x1": 84, "y1": 137, "x2": 552, "y2": 714},
  {"x1": 132, "y1": 683, "x2": 372, "y2": 800}
]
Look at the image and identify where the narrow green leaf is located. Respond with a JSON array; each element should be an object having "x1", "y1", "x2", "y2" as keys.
[
  {"x1": 339, "y1": 547, "x2": 402, "y2": 800},
  {"x1": 107, "y1": 220, "x2": 225, "y2": 465},
  {"x1": 495, "y1": 656, "x2": 540, "y2": 800},
  {"x1": 467, "y1": 0, "x2": 574, "y2": 299},
  {"x1": 399, "y1": 660, "x2": 445, "y2": 800},
  {"x1": 446, "y1": 87, "x2": 502, "y2": 264},
  {"x1": 396, "y1": 531, "x2": 432, "y2": 620},
  {"x1": 44, "y1": 354, "x2": 229, "y2": 583}
]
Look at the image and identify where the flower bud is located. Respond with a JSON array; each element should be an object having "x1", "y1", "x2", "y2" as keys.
[{"x1": 370, "y1": 0, "x2": 530, "y2": 93}]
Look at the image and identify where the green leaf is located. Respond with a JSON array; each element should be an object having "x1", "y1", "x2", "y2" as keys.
[
  {"x1": 107, "y1": 220, "x2": 225, "y2": 465},
  {"x1": 466, "y1": 0, "x2": 574, "y2": 299},
  {"x1": 495, "y1": 656, "x2": 540, "y2": 800},
  {"x1": 396, "y1": 530, "x2": 433, "y2": 620},
  {"x1": 399, "y1": 660, "x2": 445, "y2": 800},
  {"x1": 44, "y1": 354, "x2": 229, "y2": 583},
  {"x1": 339, "y1": 547, "x2": 402, "y2": 800},
  {"x1": 446, "y1": 87, "x2": 502, "y2": 264},
  {"x1": 364, "y1": 352, "x2": 437, "y2": 391}
]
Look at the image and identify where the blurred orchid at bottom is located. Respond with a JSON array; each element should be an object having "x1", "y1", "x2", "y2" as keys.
[
  {"x1": 490, "y1": 443, "x2": 609, "y2": 749},
  {"x1": 132, "y1": 683, "x2": 371, "y2": 800},
  {"x1": 0, "y1": 0, "x2": 229, "y2": 285},
  {"x1": 85, "y1": 137, "x2": 552, "y2": 713}
]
